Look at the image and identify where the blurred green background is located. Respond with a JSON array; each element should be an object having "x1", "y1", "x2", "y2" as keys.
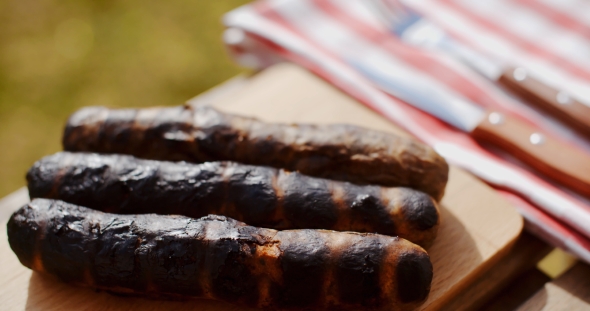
[{"x1": 0, "y1": 0, "x2": 250, "y2": 197}]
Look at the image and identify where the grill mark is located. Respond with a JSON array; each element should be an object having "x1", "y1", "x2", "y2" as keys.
[
  {"x1": 32, "y1": 203, "x2": 48, "y2": 273},
  {"x1": 343, "y1": 184, "x2": 395, "y2": 236},
  {"x1": 83, "y1": 269, "x2": 95, "y2": 287},
  {"x1": 270, "y1": 170, "x2": 288, "y2": 229},
  {"x1": 321, "y1": 231, "x2": 349, "y2": 308},
  {"x1": 48, "y1": 157, "x2": 71, "y2": 199},
  {"x1": 382, "y1": 187, "x2": 405, "y2": 231},
  {"x1": 226, "y1": 164, "x2": 278, "y2": 226},
  {"x1": 209, "y1": 240, "x2": 259, "y2": 306},
  {"x1": 31, "y1": 250, "x2": 45, "y2": 273},
  {"x1": 334, "y1": 235, "x2": 384, "y2": 307},
  {"x1": 279, "y1": 125, "x2": 298, "y2": 169},
  {"x1": 400, "y1": 190, "x2": 440, "y2": 231},
  {"x1": 134, "y1": 108, "x2": 162, "y2": 155},
  {"x1": 218, "y1": 162, "x2": 235, "y2": 218},
  {"x1": 393, "y1": 188, "x2": 440, "y2": 248},
  {"x1": 252, "y1": 242, "x2": 281, "y2": 308},
  {"x1": 281, "y1": 172, "x2": 338, "y2": 230},
  {"x1": 276, "y1": 230, "x2": 330, "y2": 308},
  {"x1": 96, "y1": 108, "x2": 113, "y2": 153},
  {"x1": 132, "y1": 235, "x2": 152, "y2": 294},
  {"x1": 379, "y1": 239, "x2": 402, "y2": 305},
  {"x1": 62, "y1": 107, "x2": 108, "y2": 152},
  {"x1": 330, "y1": 183, "x2": 350, "y2": 231},
  {"x1": 92, "y1": 108, "x2": 110, "y2": 152},
  {"x1": 199, "y1": 220, "x2": 213, "y2": 299},
  {"x1": 396, "y1": 249, "x2": 433, "y2": 304},
  {"x1": 44, "y1": 171, "x2": 62, "y2": 200}
]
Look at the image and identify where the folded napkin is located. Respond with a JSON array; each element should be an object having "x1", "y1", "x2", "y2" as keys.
[{"x1": 223, "y1": 0, "x2": 590, "y2": 263}]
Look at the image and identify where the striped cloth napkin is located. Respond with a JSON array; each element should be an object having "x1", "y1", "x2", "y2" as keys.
[{"x1": 222, "y1": 0, "x2": 590, "y2": 263}]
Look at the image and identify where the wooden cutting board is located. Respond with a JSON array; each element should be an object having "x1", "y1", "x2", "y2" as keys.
[{"x1": 0, "y1": 63, "x2": 523, "y2": 311}]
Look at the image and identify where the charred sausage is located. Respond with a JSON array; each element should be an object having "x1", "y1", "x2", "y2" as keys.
[
  {"x1": 62, "y1": 105, "x2": 449, "y2": 201},
  {"x1": 27, "y1": 152, "x2": 440, "y2": 247},
  {"x1": 7, "y1": 199, "x2": 433, "y2": 311}
]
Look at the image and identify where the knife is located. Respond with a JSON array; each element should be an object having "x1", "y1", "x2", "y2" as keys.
[
  {"x1": 354, "y1": 60, "x2": 590, "y2": 198},
  {"x1": 367, "y1": 0, "x2": 590, "y2": 139}
]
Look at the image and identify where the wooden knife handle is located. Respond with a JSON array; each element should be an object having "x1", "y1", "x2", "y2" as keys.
[
  {"x1": 498, "y1": 66, "x2": 590, "y2": 138},
  {"x1": 472, "y1": 111, "x2": 590, "y2": 197}
]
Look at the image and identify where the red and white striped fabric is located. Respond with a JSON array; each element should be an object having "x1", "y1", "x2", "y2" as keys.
[{"x1": 222, "y1": 0, "x2": 590, "y2": 263}]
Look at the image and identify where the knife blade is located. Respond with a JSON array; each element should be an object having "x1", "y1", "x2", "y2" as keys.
[
  {"x1": 375, "y1": 1, "x2": 590, "y2": 139},
  {"x1": 355, "y1": 60, "x2": 590, "y2": 198}
]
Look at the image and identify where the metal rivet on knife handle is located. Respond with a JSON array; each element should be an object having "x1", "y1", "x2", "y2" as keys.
[
  {"x1": 488, "y1": 112, "x2": 505, "y2": 125},
  {"x1": 529, "y1": 133, "x2": 545, "y2": 145},
  {"x1": 556, "y1": 92, "x2": 572, "y2": 105},
  {"x1": 513, "y1": 68, "x2": 527, "y2": 81}
]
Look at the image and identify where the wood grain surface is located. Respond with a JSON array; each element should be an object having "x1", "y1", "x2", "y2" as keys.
[
  {"x1": 0, "y1": 63, "x2": 523, "y2": 311},
  {"x1": 498, "y1": 66, "x2": 590, "y2": 138},
  {"x1": 471, "y1": 110, "x2": 590, "y2": 198},
  {"x1": 482, "y1": 269, "x2": 551, "y2": 311},
  {"x1": 517, "y1": 262, "x2": 590, "y2": 311},
  {"x1": 442, "y1": 232, "x2": 552, "y2": 311}
]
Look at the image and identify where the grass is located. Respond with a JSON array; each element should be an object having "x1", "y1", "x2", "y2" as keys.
[{"x1": 0, "y1": 0, "x2": 251, "y2": 197}]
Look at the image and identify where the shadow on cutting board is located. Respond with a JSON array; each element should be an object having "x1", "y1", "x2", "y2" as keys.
[
  {"x1": 25, "y1": 272, "x2": 252, "y2": 311},
  {"x1": 421, "y1": 205, "x2": 482, "y2": 310}
]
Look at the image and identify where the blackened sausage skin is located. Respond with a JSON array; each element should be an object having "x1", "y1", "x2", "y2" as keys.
[
  {"x1": 7, "y1": 199, "x2": 433, "y2": 311},
  {"x1": 62, "y1": 105, "x2": 448, "y2": 201},
  {"x1": 27, "y1": 152, "x2": 439, "y2": 247}
]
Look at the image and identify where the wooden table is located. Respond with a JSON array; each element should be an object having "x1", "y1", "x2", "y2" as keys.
[{"x1": 1, "y1": 63, "x2": 589, "y2": 310}]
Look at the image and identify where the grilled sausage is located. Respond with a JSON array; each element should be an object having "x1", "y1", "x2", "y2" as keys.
[
  {"x1": 62, "y1": 105, "x2": 448, "y2": 201},
  {"x1": 7, "y1": 199, "x2": 433, "y2": 311},
  {"x1": 27, "y1": 152, "x2": 440, "y2": 247}
]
